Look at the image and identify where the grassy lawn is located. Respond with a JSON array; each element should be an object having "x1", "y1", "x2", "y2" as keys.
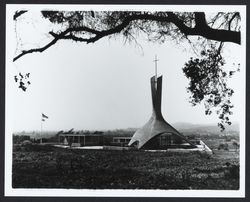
[{"x1": 12, "y1": 144, "x2": 239, "y2": 189}]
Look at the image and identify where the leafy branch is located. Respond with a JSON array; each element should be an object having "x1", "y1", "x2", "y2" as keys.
[{"x1": 183, "y1": 43, "x2": 238, "y2": 131}]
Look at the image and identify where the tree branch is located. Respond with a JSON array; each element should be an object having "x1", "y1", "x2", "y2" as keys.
[
  {"x1": 13, "y1": 10, "x2": 28, "y2": 20},
  {"x1": 13, "y1": 35, "x2": 59, "y2": 61},
  {"x1": 13, "y1": 12, "x2": 241, "y2": 61},
  {"x1": 168, "y1": 12, "x2": 240, "y2": 44},
  {"x1": 228, "y1": 12, "x2": 240, "y2": 31}
]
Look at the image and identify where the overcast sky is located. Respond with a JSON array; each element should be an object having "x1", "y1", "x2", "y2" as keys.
[{"x1": 6, "y1": 6, "x2": 245, "y2": 132}]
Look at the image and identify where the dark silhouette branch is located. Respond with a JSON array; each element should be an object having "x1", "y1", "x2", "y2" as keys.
[
  {"x1": 13, "y1": 33, "x2": 59, "y2": 61},
  {"x1": 13, "y1": 12, "x2": 241, "y2": 62},
  {"x1": 13, "y1": 10, "x2": 28, "y2": 20},
  {"x1": 228, "y1": 12, "x2": 240, "y2": 31}
]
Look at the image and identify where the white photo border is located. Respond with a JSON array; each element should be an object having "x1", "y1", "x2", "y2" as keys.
[{"x1": 5, "y1": 4, "x2": 246, "y2": 197}]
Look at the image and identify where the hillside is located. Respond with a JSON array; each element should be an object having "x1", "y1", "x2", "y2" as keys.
[{"x1": 173, "y1": 122, "x2": 239, "y2": 134}]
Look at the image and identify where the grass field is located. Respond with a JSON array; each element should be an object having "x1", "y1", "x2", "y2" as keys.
[{"x1": 12, "y1": 144, "x2": 239, "y2": 189}]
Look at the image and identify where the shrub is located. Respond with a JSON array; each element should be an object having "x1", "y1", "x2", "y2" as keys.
[
  {"x1": 218, "y1": 143, "x2": 229, "y2": 150},
  {"x1": 232, "y1": 141, "x2": 239, "y2": 152},
  {"x1": 225, "y1": 165, "x2": 239, "y2": 179}
]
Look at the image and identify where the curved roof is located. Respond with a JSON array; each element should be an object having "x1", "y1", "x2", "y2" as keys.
[{"x1": 128, "y1": 115, "x2": 195, "y2": 149}]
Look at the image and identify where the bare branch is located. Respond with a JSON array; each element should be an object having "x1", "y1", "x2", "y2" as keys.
[
  {"x1": 228, "y1": 12, "x2": 240, "y2": 31},
  {"x1": 13, "y1": 10, "x2": 28, "y2": 20},
  {"x1": 13, "y1": 37, "x2": 59, "y2": 61}
]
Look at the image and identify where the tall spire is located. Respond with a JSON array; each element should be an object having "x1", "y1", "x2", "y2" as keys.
[{"x1": 153, "y1": 55, "x2": 159, "y2": 89}]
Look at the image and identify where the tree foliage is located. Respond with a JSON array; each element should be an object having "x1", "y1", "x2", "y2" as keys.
[{"x1": 183, "y1": 43, "x2": 239, "y2": 131}]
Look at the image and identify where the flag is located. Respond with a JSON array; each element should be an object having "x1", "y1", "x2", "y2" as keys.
[{"x1": 42, "y1": 113, "x2": 49, "y2": 119}]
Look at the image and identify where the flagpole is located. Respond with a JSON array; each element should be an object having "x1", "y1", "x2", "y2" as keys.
[{"x1": 40, "y1": 113, "x2": 49, "y2": 144}]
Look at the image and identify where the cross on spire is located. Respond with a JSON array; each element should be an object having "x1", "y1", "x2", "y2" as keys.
[{"x1": 153, "y1": 55, "x2": 159, "y2": 89}]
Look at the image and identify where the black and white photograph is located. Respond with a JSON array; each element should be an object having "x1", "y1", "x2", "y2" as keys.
[{"x1": 5, "y1": 4, "x2": 246, "y2": 197}]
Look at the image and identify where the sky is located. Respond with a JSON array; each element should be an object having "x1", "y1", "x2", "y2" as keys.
[{"x1": 6, "y1": 7, "x2": 245, "y2": 132}]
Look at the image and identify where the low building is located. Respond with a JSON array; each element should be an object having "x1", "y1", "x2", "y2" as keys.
[
  {"x1": 111, "y1": 137, "x2": 131, "y2": 147},
  {"x1": 58, "y1": 133, "x2": 103, "y2": 147}
]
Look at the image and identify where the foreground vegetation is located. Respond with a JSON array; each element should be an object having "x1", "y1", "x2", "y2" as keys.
[{"x1": 12, "y1": 144, "x2": 239, "y2": 189}]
